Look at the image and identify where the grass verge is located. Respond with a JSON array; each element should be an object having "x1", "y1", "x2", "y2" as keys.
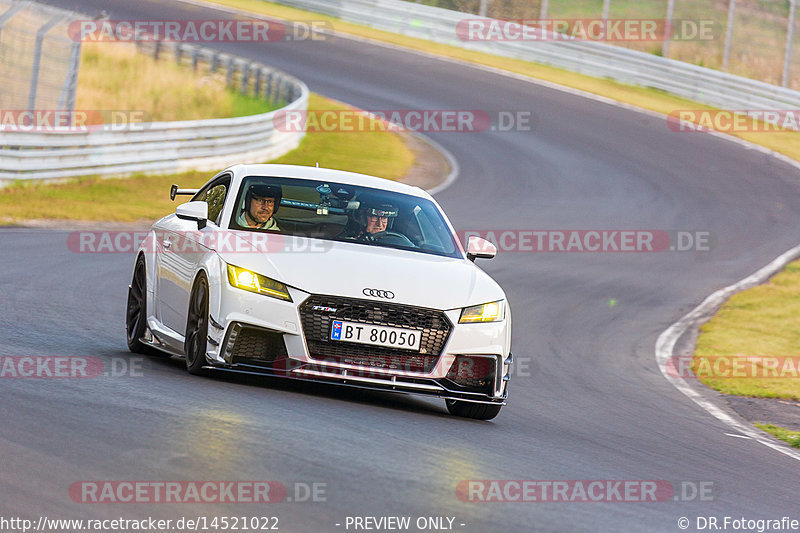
[
  {"x1": 270, "y1": 97, "x2": 413, "y2": 178},
  {"x1": 200, "y1": 0, "x2": 800, "y2": 163},
  {"x1": 0, "y1": 93, "x2": 413, "y2": 223},
  {"x1": 77, "y1": 42, "x2": 278, "y2": 120},
  {"x1": 692, "y1": 261, "x2": 800, "y2": 400},
  {"x1": 756, "y1": 423, "x2": 800, "y2": 448}
]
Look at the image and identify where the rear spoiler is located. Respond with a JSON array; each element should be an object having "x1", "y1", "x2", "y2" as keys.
[{"x1": 170, "y1": 184, "x2": 199, "y2": 201}]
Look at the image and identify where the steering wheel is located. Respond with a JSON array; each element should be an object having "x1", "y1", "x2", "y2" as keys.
[{"x1": 371, "y1": 231, "x2": 417, "y2": 247}]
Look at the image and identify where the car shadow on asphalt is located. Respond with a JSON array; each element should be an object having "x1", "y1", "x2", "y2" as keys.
[{"x1": 140, "y1": 351, "x2": 454, "y2": 419}]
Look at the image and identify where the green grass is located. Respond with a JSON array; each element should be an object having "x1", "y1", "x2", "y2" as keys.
[
  {"x1": 693, "y1": 261, "x2": 800, "y2": 400},
  {"x1": 0, "y1": 94, "x2": 413, "y2": 223},
  {"x1": 756, "y1": 423, "x2": 800, "y2": 448},
  {"x1": 270, "y1": 97, "x2": 414, "y2": 178},
  {"x1": 76, "y1": 42, "x2": 278, "y2": 121}
]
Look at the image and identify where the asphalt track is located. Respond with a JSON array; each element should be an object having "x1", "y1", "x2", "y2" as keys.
[{"x1": 5, "y1": 1, "x2": 800, "y2": 531}]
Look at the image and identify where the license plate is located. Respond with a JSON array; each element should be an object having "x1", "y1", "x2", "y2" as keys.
[{"x1": 330, "y1": 320, "x2": 421, "y2": 351}]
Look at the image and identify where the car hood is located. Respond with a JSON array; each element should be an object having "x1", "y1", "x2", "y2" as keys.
[{"x1": 218, "y1": 232, "x2": 504, "y2": 310}]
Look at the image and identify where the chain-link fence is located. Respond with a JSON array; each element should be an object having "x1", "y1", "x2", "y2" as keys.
[
  {"x1": 0, "y1": 0, "x2": 82, "y2": 111},
  {"x1": 408, "y1": 0, "x2": 799, "y2": 91}
]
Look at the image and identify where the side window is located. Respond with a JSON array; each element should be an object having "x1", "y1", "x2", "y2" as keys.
[
  {"x1": 414, "y1": 205, "x2": 456, "y2": 253},
  {"x1": 205, "y1": 184, "x2": 227, "y2": 224},
  {"x1": 192, "y1": 176, "x2": 230, "y2": 225}
]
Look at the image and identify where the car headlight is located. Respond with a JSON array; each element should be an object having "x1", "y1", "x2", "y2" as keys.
[
  {"x1": 459, "y1": 300, "x2": 505, "y2": 323},
  {"x1": 227, "y1": 264, "x2": 292, "y2": 302}
]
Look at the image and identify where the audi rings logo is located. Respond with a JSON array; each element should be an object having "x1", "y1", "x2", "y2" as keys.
[{"x1": 363, "y1": 288, "x2": 395, "y2": 299}]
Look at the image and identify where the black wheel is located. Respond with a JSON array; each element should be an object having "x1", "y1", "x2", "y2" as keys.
[
  {"x1": 185, "y1": 274, "x2": 210, "y2": 375},
  {"x1": 445, "y1": 399, "x2": 503, "y2": 420},
  {"x1": 126, "y1": 256, "x2": 148, "y2": 353}
]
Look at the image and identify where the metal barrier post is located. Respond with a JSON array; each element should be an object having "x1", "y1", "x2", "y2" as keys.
[
  {"x1": 242, "y1": 64, "x2": 251, "y2": 94},
  {"x1": 723, "y1": 0, "x2": 737, "y2": 70},
  {"x1": 28, "y1": 15, "x2": 67, "y2": 110},
  {"x1": 0, "y1": 2, "x2": 26, "y2": 41},
  {"x1": 662, "y1": 0, "x2": 675, "y2": 57},
  {"x1": 58, "y1": 40, "x2": 81, "y2": 111},
  {"x1": 265, "y1": 71, "x2": 274, "y2": 103},
  {"x1": 783, "y1": 0, "x2": 797, "y2": 87},
  {"x1": 602, "y1": 0, "x2": 611, "y2": 22}
]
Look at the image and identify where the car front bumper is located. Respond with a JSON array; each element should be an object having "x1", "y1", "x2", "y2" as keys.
[{"x1": 205, "y1": 286, "x2": 512, "y2": 404}]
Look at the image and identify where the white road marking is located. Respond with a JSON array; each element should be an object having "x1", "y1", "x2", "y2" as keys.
[
  {"x1": 410, "y1": 131, "x2": 460, "y2": 195},
  {"x1": 655, "y1": 244, "x2": 800, "y2": 462}
]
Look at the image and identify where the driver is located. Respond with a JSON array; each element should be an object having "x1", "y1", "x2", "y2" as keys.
[
  {"x1": 343, "y1": 202, "x2": 398, "y2": 241},
  {"x1": 365, "y1": 205, "x2": 395, "y2": 235},
  {"x1": 238, "y1": 183, "x2": 281, "y2": 230}
]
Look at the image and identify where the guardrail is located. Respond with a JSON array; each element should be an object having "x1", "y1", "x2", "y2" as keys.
[
  {"x1": 273, "y1": 0, "x2": 800, "y2": 111},
  {"x1": 0, "y1": 41, "x2": 308, "y2": 181}
]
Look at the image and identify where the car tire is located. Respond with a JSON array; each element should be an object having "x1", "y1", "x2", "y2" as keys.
[
  {"x1": 185, "y1": 273, "x2": 210, "y2": 375},
  {"x1": 445, "y1": 399, "x2": 502, "y2": 420},
  {"x1": 126, "y1": 256, "x2": 149, "y2": 354}
]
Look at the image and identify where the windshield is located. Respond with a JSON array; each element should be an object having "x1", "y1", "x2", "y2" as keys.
[{"x1": 229, "y1": 176, "x2": 462, "y2": 258}]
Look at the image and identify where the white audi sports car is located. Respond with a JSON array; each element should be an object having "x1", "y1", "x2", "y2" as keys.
[{"x1": 126, "y1": 164, "x2": 512, "y2": 419}]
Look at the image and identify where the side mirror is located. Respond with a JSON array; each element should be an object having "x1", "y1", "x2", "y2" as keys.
[
  {"x1": 466, "y1": 236, "x2": 497, "y2": 261},
  {"x1": 176, "y1": 201, "x2": 209, "y2": 230}
]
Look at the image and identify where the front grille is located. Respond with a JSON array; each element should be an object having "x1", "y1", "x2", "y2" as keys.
[
  {"x1": 298, "y1": 295, "x2": 452, "y2": 373},
  {"x1": 228, "y1": 325, "x2": 287, "y2": 365},
  {"x1": 445, "y1": 355, "x2": 496, "y2": 395}
]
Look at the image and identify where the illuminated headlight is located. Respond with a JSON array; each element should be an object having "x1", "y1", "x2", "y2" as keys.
[
  {"x1": 227, "y1": 264, "x2": 292, "y2": 302},
  {"x1": 459, "y1": 300, "x2": 505, "y2": 323}
]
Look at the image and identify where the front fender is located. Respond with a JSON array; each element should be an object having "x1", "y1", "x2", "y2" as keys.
[{"x1": 134, "y1": 229, "x2": 161, "y2": 320}]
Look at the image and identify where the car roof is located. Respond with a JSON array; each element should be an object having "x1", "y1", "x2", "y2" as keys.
[{"x1": 228, "y1": 164, "x2": 429, "y2": 198}]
